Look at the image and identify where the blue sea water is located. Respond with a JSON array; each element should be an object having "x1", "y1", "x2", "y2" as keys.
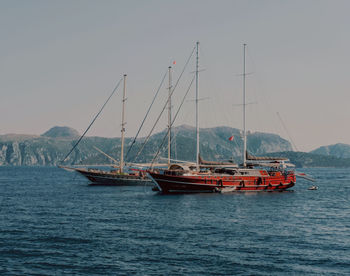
[{"x1": 0, "y1": 167, "x2": 349, "y2": 275}]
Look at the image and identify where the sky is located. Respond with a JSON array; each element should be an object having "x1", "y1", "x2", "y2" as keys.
[{"x1": 1, "y1": 0, "x2": 350, "y2": 152}]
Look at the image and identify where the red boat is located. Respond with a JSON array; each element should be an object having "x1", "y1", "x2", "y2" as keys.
[
  {"x1": 148, "y1": 43, "x2": 297, "y2": 193},
  {"x1": 148, "y1": 156, "x2": 296, "y2": 193}
]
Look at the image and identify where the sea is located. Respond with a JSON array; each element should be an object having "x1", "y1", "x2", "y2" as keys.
[{"x1": 0, "y1": 167, "x2": 349, "y2": 275}]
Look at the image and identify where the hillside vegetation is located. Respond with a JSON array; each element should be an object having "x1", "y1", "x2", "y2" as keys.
[{"x1": 1, "y1": 125, "x2": 349, "y2": 168}]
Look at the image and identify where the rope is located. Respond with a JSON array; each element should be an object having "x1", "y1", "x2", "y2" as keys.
[
  {"x1": 60, "y1": 77, "x2": 123, "y2": 164},
  {"x1": 277, "y1": 112, "x2": 298, "y2": 151},
  {"x1": 150, "y1": 75, "x2": 195, "y2": 166},
  {"x1": 133, "y1": 45, "x2": 196, "y2": 162},
  {"x1": 125, "y1": 70, "x2": 168, "y2": 161}
]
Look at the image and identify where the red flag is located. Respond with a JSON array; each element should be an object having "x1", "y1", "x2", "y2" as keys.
[
  {"x1": 173, "y1": 61, "x2": 176, "y2": 65},
  {"x1": 228, "y1": 136, "x2": 234, "y2": 141}
]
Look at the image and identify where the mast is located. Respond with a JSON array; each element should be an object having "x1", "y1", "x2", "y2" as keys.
[
  {"x1": 120, "y1": 74, "x2": 127, "y2": 173},
  {"x1": 168, "y1": 66, "x2": 172, "y2": 167},
  {"x1": 243, "y1": 44, "x2": 247, "y2": 167},
  {"x1": 195, "y1": 41, "x2": 200, "y2": 169}
]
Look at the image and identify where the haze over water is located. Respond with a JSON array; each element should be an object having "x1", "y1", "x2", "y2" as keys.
[{"x1": 1, "y1": 167, "x2": 349, "y2": 275}]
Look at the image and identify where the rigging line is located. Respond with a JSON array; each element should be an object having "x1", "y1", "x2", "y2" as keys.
[
  {"x1": 218, "y1": 90, "x2": 242, "y2": 158},
  {"x1": 171, "y1": 45, "x2": 196, "y2": 99},
  {"x1": 125, "y1": 70, "x2": 168, "y2": 161},
  {"x1": 93, "y1": 146, "x2": 119, "y2": 164},
  {"x1": 60, "y1": 77, "x2": 123, "y2": 164},
  {"x1": 277, "y1": 112, "x2": 299, "y2": 151},
  {"x1": 132, "y1": 45, "x2": 196, "y2": 162},
  {"x1": 150, "y1": 75, "x2": 195, "y2": 167},
  {"x1": 245, "y1": 45, "x2": 283, "y2": 137}
]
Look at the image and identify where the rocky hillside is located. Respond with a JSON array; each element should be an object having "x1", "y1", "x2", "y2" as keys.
[
  {"x1": 310, "y1": 143, "x2": 350, "y2": 159},
  {"x1": 265, "y1": 151, "x2": 350, "y2": 168},
  {"x1": 0, "y1": 125, "x2": 293, "y2": 166},
  {"x1": 148, "y1": 125, "x2": 293, "y2": 163}
]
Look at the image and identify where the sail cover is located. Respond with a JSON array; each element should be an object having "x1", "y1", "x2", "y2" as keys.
[{"x1": 246, "y1": 152, "x2": 289, "y2": 161}]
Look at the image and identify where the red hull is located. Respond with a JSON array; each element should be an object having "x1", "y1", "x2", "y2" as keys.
[{"x1": 148, "y1": 170, "x2": 295, "y2": 193}]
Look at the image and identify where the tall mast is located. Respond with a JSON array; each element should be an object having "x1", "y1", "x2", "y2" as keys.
[
  {"x1": 168, "y1": 66, "x2": 172, "y2": 167},
  {"x1": 120, "y1": 74, "x2": 127, "y2": 173},
  {"x1": 195, "y1": 41, "x2": 200, "y2": 169},
  {"x1": 243, "y1": 44, "x2": 247, "y2": 167}
]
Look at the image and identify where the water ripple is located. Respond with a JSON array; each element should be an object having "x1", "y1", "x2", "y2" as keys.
[{"x1": 0, "y1": 167, "x2": 350, "y2": 275}]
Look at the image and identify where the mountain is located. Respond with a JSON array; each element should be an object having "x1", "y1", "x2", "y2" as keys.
[
  {"x1": 310, "y1": 143, "x2": 350, "y2": 159},
  {"x1": 41, "y1": 126, "x2": 80, "y2": 139},
  {"x1": 146, "y1": 125, "x2": 292, "y2": 163},
  {"x1": 264, "y1": 151, "x2": 350, "y2": 168},
  {"x1": 1, "y1": 124, "x2": 347, "y2": 167}
]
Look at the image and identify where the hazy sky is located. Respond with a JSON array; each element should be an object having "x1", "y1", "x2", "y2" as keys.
[{"x1": 1, "y1": 0, "x2": 350, "y2": 152}]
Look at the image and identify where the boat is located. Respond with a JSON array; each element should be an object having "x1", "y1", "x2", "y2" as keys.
[
  {"x1": 148, "y1": 43, "x2": 297, "y2": 193},
  {"x1": 61, "y1": 74, "x2": 152, "y2": 186},
  {"x1": 72, "y1": 167, "x2": 150, "y2": 186},
  {"x1": 308, "y1": 185, "x2": 318, "y2": 190},
  {"x1": 148, "y1": 159, "x2": 296, "y2": 193}
]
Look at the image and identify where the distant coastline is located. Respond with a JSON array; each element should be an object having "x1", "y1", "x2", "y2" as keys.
[{"x1": 1, "y1": 126, "x2": 349, "y2": 168}]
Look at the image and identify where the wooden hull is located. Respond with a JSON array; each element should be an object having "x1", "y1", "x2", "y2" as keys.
[
  {"x1": 75, "y1": 168, "x2": 152, "y2": 186},
  {"x1": 148, "y1": 171, "x2": 295, "y2": 193}
]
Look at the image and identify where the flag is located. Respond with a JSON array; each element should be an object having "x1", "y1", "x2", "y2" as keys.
[
  {"x1": 173, "y1": 61, "x2": 176, "y2": 65},
  {"x1": 228, "y1": 136, "x2": 234, "y2": 141}
]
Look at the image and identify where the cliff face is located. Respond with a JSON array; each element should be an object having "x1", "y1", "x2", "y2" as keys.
[
  {"x1": 0, "y1": 125, "x2": 293, "y2": 166},
  {"x1": 0, "y1": 138, "x2": 69, "y2": 166}
]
